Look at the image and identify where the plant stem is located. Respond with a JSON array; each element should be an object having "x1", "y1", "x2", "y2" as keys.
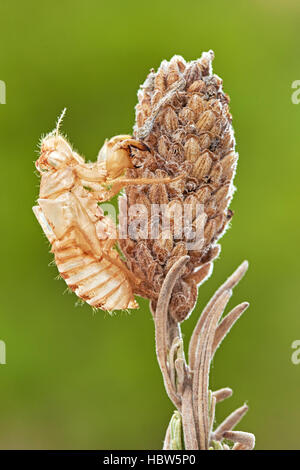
[{"x1": 154, "y1": 258, "x2": 255, "y2": 450}]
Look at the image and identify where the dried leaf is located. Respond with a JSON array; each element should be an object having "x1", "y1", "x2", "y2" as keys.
[
  {"x1": 192, "y1": 290, "x2": 232, "y2": 449},
  {"x1": 213, "y1": 387, "x2": 233, "y2": 403},
  {"x1": 214, "y1": 404, "x2": 249, "y2": 441},
  {"x1": 223, "y1": 431, "x2": 255, "y2": 450},
  {"x1": 182, "y1": 384, "x2": 199, "y2": 450},
  {"x1": 212, "y1": 302, "x2": 249, "y2": 357},
  {"x1": 189, "y1": 261, "x2": 249, "y2": 370},
  {"x1": 155, "y1": 256, "x2": 189, "y2": 409}
]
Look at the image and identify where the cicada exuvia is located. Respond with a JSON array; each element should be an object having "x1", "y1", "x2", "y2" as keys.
[{"x1": 33, "y1": 111, "x2": 177, "y2": 311}]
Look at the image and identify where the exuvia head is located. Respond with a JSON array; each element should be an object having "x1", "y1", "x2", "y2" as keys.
[
  {"x1": 35, "y1": 110, "x2": 83, "y2": 173},
  {"x1": 98, "y1": 135, "x2": 146, "y2": 179},
  {"x1": 36, "y1": 134, "x2": 76, "y2": 172}
]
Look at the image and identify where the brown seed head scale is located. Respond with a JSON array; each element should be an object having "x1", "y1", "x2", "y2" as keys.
[{"x1": 119, "y1": 51, "x2": 238, "y2": 322}]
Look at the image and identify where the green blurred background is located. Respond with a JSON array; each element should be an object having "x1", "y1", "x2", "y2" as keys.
[{"x1": 0, "y1": 0, "x2": 299, "y2": 450}]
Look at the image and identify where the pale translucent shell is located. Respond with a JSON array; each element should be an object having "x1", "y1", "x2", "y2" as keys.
[{"x1": 33, "y1": 133, "x2": 138, "y2": 312}]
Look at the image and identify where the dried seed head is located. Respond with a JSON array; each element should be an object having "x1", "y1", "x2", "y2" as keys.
[
  {"x1": 209, "y1": 163, "x2": 222, "y2": 187},
  {"x1": 163, "y1": 107, "x2": 178, "y2": 132},
  {"x1": 158, "y1": 135, "x2": 170, "y2": 156},
  {"x1": 153, "y1": 230, "x2": 174, "y2": 263},
  {"x1": 196, "y1": 185, "x2": 211, "y2": 203},
  {"x1": 192, "y1": 152, "x2": 212, "y2": 179},
  {"x1": 188, "y1": 79, "x2": 206, "y2": 93},
  {"x1": 154, "y1": 68, "x2": 166, "y2": 93},
  {"x1": 184, "y1": 137, "x2": 201, "y2": 162},
  {"x1": 119, "y1": 52, "x2": 238, "y2": 322},
  {"x1": 198, "y1": 133, "x2": 211, "y2": 151},
  {"x1": 196, "y1": 110, "x2": 215, "y2": 132},
  {"x1": 220, "y1": 151, "x2": 238, "y2": 180},
  {"x1": 179, "y1": 107, "x2": 195, "y2": 124},
  {"x1": 188, "y1": 94, "x2": 206, "y2": 117}
]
